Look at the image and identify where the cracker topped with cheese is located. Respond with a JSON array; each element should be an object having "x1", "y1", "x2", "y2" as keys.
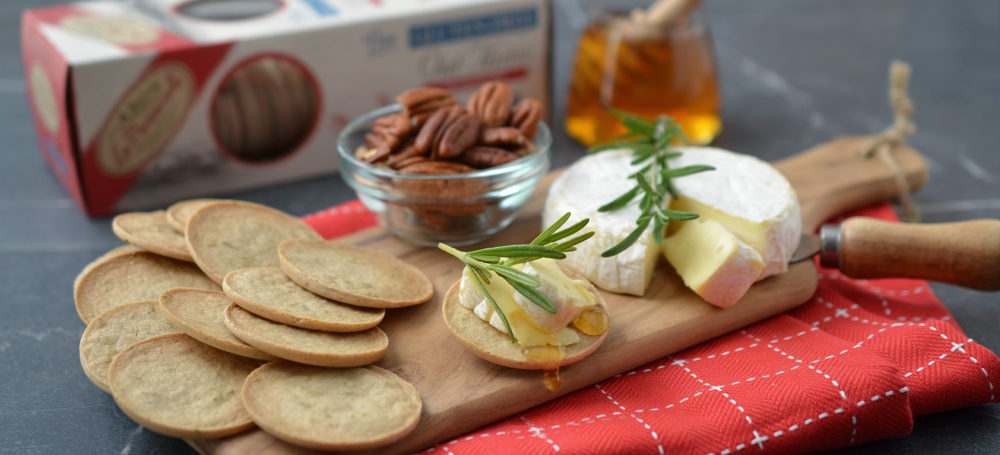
[{"x1": 442, "y1": 260, "x2": 609, "y2": 377}]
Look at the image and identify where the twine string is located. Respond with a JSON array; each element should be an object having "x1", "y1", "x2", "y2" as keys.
[{"x1": 860, "y1": 61, "x2": 920, "y2": 222}]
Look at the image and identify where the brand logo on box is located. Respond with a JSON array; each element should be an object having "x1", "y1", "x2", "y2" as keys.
[
  {"x1": 408, "y1": 7, "x2": 537, "y2": 48},
  {"x1": 97, "y1": 63, "x2": 195, "y2": 176}
]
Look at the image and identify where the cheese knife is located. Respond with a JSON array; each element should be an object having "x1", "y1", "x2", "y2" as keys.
[{"x1": 790, "y1": 217, "x2": 1000, "y2": 290}]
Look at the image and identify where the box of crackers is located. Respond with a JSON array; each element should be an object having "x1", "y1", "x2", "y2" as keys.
[{"x1": 21, "y1": 0, "x2": 550, "y2": 216}]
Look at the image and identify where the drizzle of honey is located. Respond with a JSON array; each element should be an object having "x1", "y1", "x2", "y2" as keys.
[
  {"x1": 524, "y1": 345, "x2": 566, "y2": 391},
  {"x1": 542, "y1": 369, "x2": 562, "y2": 392},
  {"x1": 523, "y1": 345, "x2": 565, "y2": 365},
  {"x1": 572, "y1": 306, "x2": 610, "y2": 336}
]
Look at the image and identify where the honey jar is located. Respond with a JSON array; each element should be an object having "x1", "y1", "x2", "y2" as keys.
[{"x1": 565, "y1": 1, "x2": 721, "y2": 146}]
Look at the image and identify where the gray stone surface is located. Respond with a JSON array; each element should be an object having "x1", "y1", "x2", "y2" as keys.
[{"x1": 1, "y1": 0, "x2": 997, "y2": 453}]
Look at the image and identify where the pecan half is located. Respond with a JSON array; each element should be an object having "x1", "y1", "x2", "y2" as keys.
[
  {"x1": 397, "y1": 86, "x2": 457, "y2": 119},
  {"x1": 459, "y1": 146, "x2": 520, "y2": 168},
  {"x1": 373, "y1": 112, "x2": 411, "y2": 139},
  {"x1": 414, "y1": 106, "x2": 465, "y2": 154},
  {"x1": 397, "y1": 160, "x2": 477, "y2": 177},
  {"x1": 436, "y1": 113, "x2": 480, "y2": 159},
  {"x1": 385, "y1": 143, "x2": 426, "y2": 168},
  {"x1": 354, "y1": 145, "x2": 379, "y2": 162},
  {"x1": 511, "y1": 98, "x2": 542, "y2": 141},
  {"x1": 479, "y1": 127, "x2": 531, "y2": 148},
  {"x1": 362, "y1": 133, "x2": 394, "y2": 163},
  {"x1": 467, "y1": 81, "x2": 514, "y2": 127},
  {"x1": 391, "y1": 154, "x2": 430, "y2": 169}
]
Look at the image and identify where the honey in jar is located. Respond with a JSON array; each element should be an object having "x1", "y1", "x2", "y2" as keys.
[{"x1": 565, "y1": 13, "x2": 721, "y2": 146}]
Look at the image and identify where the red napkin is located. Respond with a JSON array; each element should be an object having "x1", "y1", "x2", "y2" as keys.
[{"x1": 303, "y1": 202, "x2": 1000, "y2": 454}]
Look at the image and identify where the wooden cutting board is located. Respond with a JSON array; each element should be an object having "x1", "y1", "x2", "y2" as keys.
[{"x1": 190, "y1": 136, "x2": 926, "y2": 455}]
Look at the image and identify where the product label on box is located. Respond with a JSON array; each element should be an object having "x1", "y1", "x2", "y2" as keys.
[{"x1": 408, "y1": 7, "x2": 537, "y2": 48}]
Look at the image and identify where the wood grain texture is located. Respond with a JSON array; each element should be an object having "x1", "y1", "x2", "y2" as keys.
[
  {"x1": 838, "y1": 217, "x2": 1000, "y2": 290},
  {"x1": 190, "y1": 135, "x2": 924, "y2": 455}
]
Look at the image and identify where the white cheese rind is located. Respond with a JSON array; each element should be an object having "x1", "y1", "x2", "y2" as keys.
[
  {"x1": 669, "y1": 147, "x2": 801, "y2": 279},
  {"x1": 543, "y1": 149, "x2": 658, "y2": 296}
]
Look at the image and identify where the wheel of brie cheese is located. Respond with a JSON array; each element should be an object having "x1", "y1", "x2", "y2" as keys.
[{"x1": 543, "y1": 146, "x2": 801, "y2": 306}]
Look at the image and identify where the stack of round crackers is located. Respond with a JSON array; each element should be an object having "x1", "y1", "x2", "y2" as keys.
[{"x1": 76, "y1": 199, "x2": 431, "y2": 450}]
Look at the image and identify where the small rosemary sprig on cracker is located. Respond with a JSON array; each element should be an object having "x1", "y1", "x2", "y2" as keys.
[
  {"x1": 589, "y1": 109, "x2": 715, "y2": 257},
  {"x1": 439, "y1": 213, "x2": 593, "y2": 342}
]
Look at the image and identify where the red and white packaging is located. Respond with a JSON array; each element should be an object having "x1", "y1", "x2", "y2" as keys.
[{"x1": 21, "y1": 0, "x2": 550, "y2": 216}]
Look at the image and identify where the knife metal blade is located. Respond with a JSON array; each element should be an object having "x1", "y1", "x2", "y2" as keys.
[{"x1": 790, "y1": 225, "x2": 840, "y2": 267}]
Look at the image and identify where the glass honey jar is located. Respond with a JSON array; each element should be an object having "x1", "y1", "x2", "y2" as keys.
[{"x1": 565, "y1": 1, "x2": 721, "y2": 146}]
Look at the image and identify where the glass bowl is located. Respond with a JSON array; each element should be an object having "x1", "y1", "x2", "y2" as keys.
[{"x1": 337, "y1": 104, "x2": 551, "y2": 246}]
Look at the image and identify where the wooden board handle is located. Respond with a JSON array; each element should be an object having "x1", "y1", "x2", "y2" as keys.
[
  {"x1": 774, "y1": 135, "x2": 928, "y2": 232},
  {"x1": 835, "y1": 217, "x2": 1000, "y2": 290}
]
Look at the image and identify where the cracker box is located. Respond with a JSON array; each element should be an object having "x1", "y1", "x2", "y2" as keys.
[{"x1": 21, "y1": 0, "x2": 550, "y2": 216}]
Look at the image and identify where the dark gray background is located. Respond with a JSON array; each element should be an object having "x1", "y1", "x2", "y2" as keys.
[{"x1": 2, "y1": 0, "x2": 998, "y2": 453}]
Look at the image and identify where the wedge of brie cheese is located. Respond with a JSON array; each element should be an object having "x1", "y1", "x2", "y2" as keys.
[
  {"x1": 543, "y1": 150, "x2": 659, "y2": 296},
  {"x1": 668, "y1": 147, "x2": 801, "y2": 279},
  {"x1": 458, "y1": 258, "x2": 598, "y2": 347},
  {"x1": 662, "y1": 218, "x2": 765, "y2": 307}
]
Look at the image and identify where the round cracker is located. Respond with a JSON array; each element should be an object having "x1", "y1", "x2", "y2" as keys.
[
  {"x1": 79, "y1": 301, "x2": 182, "y2": 393},
  {"x1": 112, "y1": 210, "x2": 193, "y2": 261},
  {"x1": 166, "y1": 199, "x2": 220, "y2": 233},
  {"x1": 277, "y1": 239, "x2": 433, "y2": 308},
  {"x1": 158, "y1": 288, "x2": 274, "y2": 360},
  {"x1": 223, "y1": 303, "x2": 387, "y2": 367},
  {"x1": 441, "y1": 273, "x2": 609, "y2": 370},
  {"x1": 185, "y1": 200, "x2": 321, "y2": 284},
  {"x1": 75, "y1": 250, "x2": 220, "y2": 324},
  {"x1": 108, "y1": 334, "x2": 258, "y2": 439},
  {"x1": 222, "y1": 268, "x2": 383, "y2": 332},
  {"x1": 242, "y1": 361, "x2": 421, "y2": 451},
  {"x1": 73, "y1": 244, "x2": 143, "y2": 296}
]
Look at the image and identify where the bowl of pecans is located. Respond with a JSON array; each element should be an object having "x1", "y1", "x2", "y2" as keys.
[{"x1": 337, "y1": 82, "x2": 550, "y2": 246}]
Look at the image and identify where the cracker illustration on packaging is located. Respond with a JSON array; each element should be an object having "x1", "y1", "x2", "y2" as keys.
[
  {"x1": 241, "y1": 361, "x2": 422, "y2": 451},
  {"x1": 108, "y1": 334, "x2": 259, "y2": 439},
  {"x1": 159, "y1": 288, "x2": 274, "y2": 361},
  {"x1": 222, "y1": 267, "x2": 383, "y2": 332},
  {"x1": 278, "y1": 239, "x2": 433, "y2": 308},
  {"x1": 165, "y1": 198, "x2": 220, "y2": 233},
  {"x1": 223, "y1": 303, "x2": 388, "y2": 367},
  {"x1": 74, "y1": 250, "x2": 220, "y2": 324},
  {"x1": 79, "y1": 301, "x2": 181, "y2": 393},
  {"x1": 112, "y1": 210, "x2": 193, "y2": 261},
  {"x1": 185, "y1": 200, "x2": 321, "y2": 284}
]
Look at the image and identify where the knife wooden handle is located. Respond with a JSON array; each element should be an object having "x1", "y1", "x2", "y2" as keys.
[{"x1": 837, "y1": 217, "x2": 1000, "y2": 290}]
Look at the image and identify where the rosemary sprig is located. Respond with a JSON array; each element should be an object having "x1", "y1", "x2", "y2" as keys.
[
  {"x1": 589, "y1": 109, "x2": 715, "y2": 257},
  {"x1": 439, "y1": 213, "x2": 593, "y2": 342}
]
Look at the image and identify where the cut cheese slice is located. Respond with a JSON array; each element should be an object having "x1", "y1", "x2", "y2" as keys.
[
  {"x1": 543, "y1": 149, "x2": 659, "y2": 295},
  {"x1": 669, "y1": 147, "x2": 801, "y2": 279},
  {"x1": 662, "y1": 218, "x2": 764, "y2": 307}
]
